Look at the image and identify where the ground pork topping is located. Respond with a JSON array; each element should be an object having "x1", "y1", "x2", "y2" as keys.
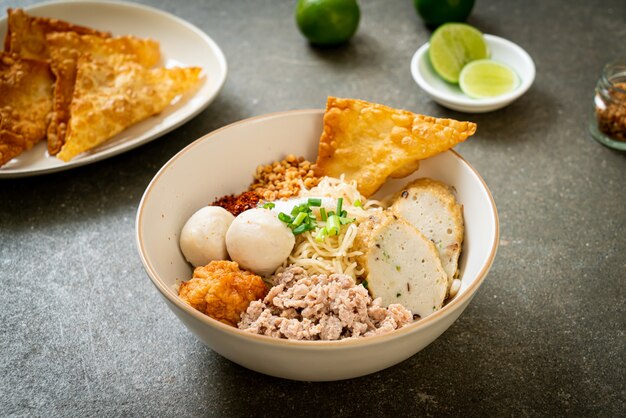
[{"x1": 237, "y1": 266, "x2": 412, "y2": 340}]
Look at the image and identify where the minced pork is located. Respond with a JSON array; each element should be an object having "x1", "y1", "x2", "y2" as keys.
[{"x1": 238, "y1": 266, "x2": 412, "y2": 340}]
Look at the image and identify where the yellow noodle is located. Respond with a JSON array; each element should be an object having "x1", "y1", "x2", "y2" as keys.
[{"x1": 275, "y1": 176, "x2": 382, "y2": 280}]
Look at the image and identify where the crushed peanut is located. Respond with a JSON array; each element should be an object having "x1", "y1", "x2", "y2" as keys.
[{"x1": 249, "y1": 155, "x2": 320, "y2": 201}]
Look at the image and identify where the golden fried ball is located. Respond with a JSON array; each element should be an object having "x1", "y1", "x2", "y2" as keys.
[{"x1": 178, "y1": 260, "x2": 267, "y2": 326}]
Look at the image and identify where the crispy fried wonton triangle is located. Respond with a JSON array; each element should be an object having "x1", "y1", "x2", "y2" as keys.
[
  {"x1": 315, "y1": 97, "x2": 477, "y2": 197},
  {"x1": 4, "y1": 8, "x2": 110, "y2": 60},
  {"x1": 0, "y1": 52, "x2": 54, "y2": 166},
  {"x1": 56, "y1": 54, "x2": 201, "y2": 162},
  {"x1": 46, "y1": 32, "x2": 161, "y2": 155}
]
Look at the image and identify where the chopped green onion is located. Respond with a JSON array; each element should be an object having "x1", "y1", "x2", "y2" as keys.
[
  {"x1": 290, "y1": 205, "x2": 301, "y2": 216},
  {"x1": 307, "y1": 198, "x2": 322, "y2": 207},
  {"x1": 292, "y1": 224, "x2": 308, "y2": 235},
  {"x1": 354, "y1": 199, "x2": 362, "y2": 208},
  {"x1": 327, "y1": 215, "x2": 341, "y2": 235},
  {"x1": 315, "y1": 228, "x2": 328, "y2": 242},
  {"x1": 262, "y1": 202, "x2": 275, "y2": 209},
  {"x1": 336, "y1": 197, "x2": 343, "y2": 215},
  {"x1": 292, "y1": 212, "x2": 308, "y2": 226},
  {"x1": 278, "y1": 212, "x2": 292, "y2": 223},
  {"x1": 339, "y1": 216, "x2": 356, "y2": 225},
  {"x1": 278, "y1": 196, "x2": 356, "y2": 237},
  {"x1": 290, "y1": 203, "x2": 309, "y2": 216}
]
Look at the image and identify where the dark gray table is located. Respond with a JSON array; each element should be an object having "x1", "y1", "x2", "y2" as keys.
[{"x1": 1, "y1": 0, "x2": 624, "y2": 416}]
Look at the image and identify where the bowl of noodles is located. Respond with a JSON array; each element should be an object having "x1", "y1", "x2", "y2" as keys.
[{"x1": 136, "y1": 107, "x2": 499, "y2": 381}]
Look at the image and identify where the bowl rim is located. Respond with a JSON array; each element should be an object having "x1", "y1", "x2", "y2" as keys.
[
  {"x1": 411, "y1": 34, "x2": 536, "y2": 108},
  {"x1": 135, "y1": 109, "x2": 500, "y2": 348}
]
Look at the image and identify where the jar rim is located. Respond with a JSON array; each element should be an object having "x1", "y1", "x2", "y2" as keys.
[{"x1": 601, "y1": 60, "x2": 626, "y2": 93}]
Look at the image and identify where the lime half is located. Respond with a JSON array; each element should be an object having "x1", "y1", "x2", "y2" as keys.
[
  {"x1": 459, "y1": 59, "x2": 519, "y2": 98},
  {"x1": 429, "y1": 23, "x2": 488, "y2": 83}
]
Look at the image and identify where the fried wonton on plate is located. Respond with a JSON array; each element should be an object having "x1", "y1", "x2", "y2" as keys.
[
  {"x1": 0, "y1": 52, "x2": 54, "y2": 166},
  {"x1": 315, "y1": 97, "x2": 477, "y2": 197},
  {"x1": 46, "y1": 32, "x2": 161, "y2": 155},
  {"x1": 3, "y1": 8, "x2": 110, "y2": 60},
  {"x1": 56, "y1": 54, "x2": 201, "y2": 162}
]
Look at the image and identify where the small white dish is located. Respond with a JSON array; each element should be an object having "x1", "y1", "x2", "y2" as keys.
[
  {"x1": 136, "y1": 109, "x2": 499, "y2": 381},
  {"x1": 0, "y1": 0, "x2": 227, "y2": 178},
  {"x1": 411, "y1": 34, "x2": 535, "y2": 113}
]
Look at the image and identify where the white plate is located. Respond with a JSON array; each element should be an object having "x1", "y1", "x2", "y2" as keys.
[
  {"x1": 0, "y1": 0, "x2": 227, "y2": 178},
  {"x1": 411, "y1": 34, "x2": 535, "y2": 113}
]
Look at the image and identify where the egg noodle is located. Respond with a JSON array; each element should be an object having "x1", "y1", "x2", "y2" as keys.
[{"x1": 275, "y1": 176, "x2": 382, "y2": 279}]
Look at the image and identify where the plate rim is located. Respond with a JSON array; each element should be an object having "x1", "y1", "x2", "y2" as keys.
[{"x1": 0, "y1": 0, "x2": 228, "y2": 179}]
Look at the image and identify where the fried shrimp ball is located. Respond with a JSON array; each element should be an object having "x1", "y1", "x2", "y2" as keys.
[{"x1": 178, "y1": 260, "x2": 268, "y2": 326}]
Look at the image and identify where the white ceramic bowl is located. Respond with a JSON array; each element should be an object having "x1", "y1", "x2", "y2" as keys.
[
  {"x1": 411, "y1": 34, "x2": 535, "y2": 113},
  {"x1": 136, "y1": 110, "x2": 499, "y2": 381}
]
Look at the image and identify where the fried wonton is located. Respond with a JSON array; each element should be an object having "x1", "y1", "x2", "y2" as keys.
[
  {"x1": 315, "y1": 97, "x2": 477, "y2": 197},
  {"x1": 0, "y1": 52, "x2": 54, "y2": 166},
  {"x1": 3, "y1": 8, "x2": 110, "y2": 60},
  {"x1": 56, "y1": 54, "x2": 201, "y2": 162},
  {"x1": 46, "y1": 32, "x2": 161, "y2": 155}
]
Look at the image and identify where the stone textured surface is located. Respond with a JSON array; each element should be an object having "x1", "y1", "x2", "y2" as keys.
[{"x1": 1, "y1": 0, "x2": 625, "y2": 416}]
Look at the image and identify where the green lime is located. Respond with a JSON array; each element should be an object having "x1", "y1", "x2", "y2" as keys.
[
  {"x1": 414, "y1": 0, "x2": 475, "y2": 27},
  {"x1": 295, "y1": 0, "x2": 360, "y2": 46},
  {"x1": 459, "y1": 59, "x2": 519, "y2": 98},
  {"x1": 428, "y1": 23, "x2": 488, "y2": 83}
]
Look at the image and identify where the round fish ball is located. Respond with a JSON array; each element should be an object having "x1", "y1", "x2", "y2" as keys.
[
  {"x1": 226, "y1": 208, "x2": 295, "y2": 276},
  {"x1": 180, "y1": 206, "x2": 235, "y2": 267}
]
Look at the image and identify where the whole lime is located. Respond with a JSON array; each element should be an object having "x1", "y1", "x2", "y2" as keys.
[
  {"x1": 296, "y1": 0, "x2": 360, "y2": 46},
  {"x1": 414, "y1": 0, "x2": 475, "y2": 27}
]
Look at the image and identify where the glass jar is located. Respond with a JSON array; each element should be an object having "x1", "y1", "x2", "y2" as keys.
[{"x1": 590, "y1": 61, "x2": 626, "y2": 150}]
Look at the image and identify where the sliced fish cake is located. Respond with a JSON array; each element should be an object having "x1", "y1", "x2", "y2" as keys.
[
  {"x1": 391, "y1": 178, "x2": 464, "y2": 288},
  {"x1": 361, "y1": 213, "x2": 447, "y2": 318}
]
